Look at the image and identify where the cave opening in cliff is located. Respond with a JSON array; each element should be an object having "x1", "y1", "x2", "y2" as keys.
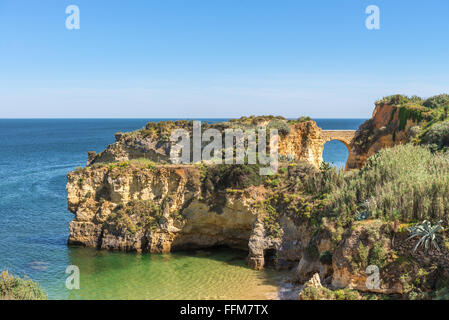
[
  {"x1": 263, "y1": 249, "x2": 277, "y2": 267},
  {"x1": 322, "y1": 140, "x2": 349, "y2": 169}
]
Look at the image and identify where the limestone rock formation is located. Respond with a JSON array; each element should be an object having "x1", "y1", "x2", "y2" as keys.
[
  {"x1": 86, "y1": 117, "x2": 353, "y2": 170},
  {"x1": 331, "y1": 220, "x2": 402, "y2": 294},
  {"x1": 66, "y1": 106, "x2": 449, "y2": 299},
  {"x1": 66, "y1": 116, "x2": 336, "y2": 271},
  {"x1": 298, "y1": 273, "x2": 332, "y2": 300},
  {"x1": 67, "y1": 116, "x2": 360, "y2": 273},
  {"x1": 67, "y1": 164, "x2": 282, "y2": 268},
  {"x1": 304, "y1": 273, "x2": 322, "y2": 289},
  {"x1": 346, "y1": 103, "x2": 419, "y2": 169}
]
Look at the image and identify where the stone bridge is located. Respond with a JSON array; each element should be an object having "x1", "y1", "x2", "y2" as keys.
[
  {"x1": 320, "y1": 130, "x2": 356, "y2": 169},
  {"x1": 279, "y1": 126, "x2": 357, "y2": 169},
  {"x1": 321, "y1": 130, "x2": 356, "y2": 149}
]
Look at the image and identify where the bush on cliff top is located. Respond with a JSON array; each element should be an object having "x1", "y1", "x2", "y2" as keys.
[
  {"x1": 267, "y1": 119, "x2": 291, "y2": 136},
  {"x1": 0, "y1": 270, "x2": 47, "y2": 300},
  {"x1": 423, "y1": 94, "x2": 449, "y2": 110},
  {"x1": 202, "y1": 164, "x2": 264, "y2": 192},
  {"x1": 352, "y1": 94, "x2": 449, "y2": 157},
  {"x1": 375, "y1": 94, "x2": 449, "y2": 128},
  {"x1": 376, "y1": 94, "x2": 423, "y2": 107},
  {"x1": 326, "y1": 144, "x2": 449, "y2": 224},
  {"x1": 420, "y1": 121, "x2": 449, "y2": 152}
]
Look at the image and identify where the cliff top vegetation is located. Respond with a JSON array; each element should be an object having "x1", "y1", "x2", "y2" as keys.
[
  {"x1": 115, "y1": 115, "x2": 315, "y2": 142},
  {"x1": 376, "y1": 94, "x2": 449, "y2": 124},
  {"x1": 351, "y1": 94, "x2": 449, "y2": 155},
  {"x1": 0, "y1": 270, "x2": 47, "y2": 300}
]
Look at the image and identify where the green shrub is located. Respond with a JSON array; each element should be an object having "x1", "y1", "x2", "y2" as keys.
[
  {"x1": 299, "y1": 286, "x2": 335, "y2": 300},
  {"x1": 326, "y1": 144, "x2": 449, "y2": 224},
  {"x1": 300, "y1": 286, "x2": 362, "y2": 300},
  {"x1": 377, "y1": 94, "x2": 413, "y2": 106},
  {"x1": 267, "y1": 119, "x2": 291, "y2": 136},
  {"x1": 305, "y1": 242, "x2": 320, "y2": 261},
  {"x1": 423, "y1": 94, "x2": 449, "y2": 109},
  {"x1": 297, "y1": 116, "x2": 312, "y2": 122},
  {"x1": 421, "y1": 121, "x2": 449, "y2": 151},
  {"x1": 263, "y1": 204, "x2": 281, "y2": 238},
  {"x1": 408, "y1": 126, "x2": 421, "y2": 141},
  {"x1": 107, "y1": 199, "x2": 163, "y2": 234},
  {"x1": 0, "y1": 271, "x2": 47, "y2": 300},
  {"x1": 397, "y1": 106, "x2": 423, "y2": 130},
  {"x1": 334, "y1": 288, "x2": 362, "y2": 300},
  {"x1": 319, "y1": 251, "x2": 333, "y2": 265},
  {"x1": 370, "y1": 242, "x2": 389, "y2": 268},
  {"x1": 202, "y1": 164, "x2": 264, "y2": 192},
  {"x1": 302, "y1": 161, "x2": 345, "y2": 196}
]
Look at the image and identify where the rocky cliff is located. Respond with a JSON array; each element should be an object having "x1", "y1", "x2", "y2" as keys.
[
  {"x1": 68, "y1": 117, "x2": 332, "y2": 270},
  {"x1": 86, "y1": 117, "x2": 327, "y2": 169},
  {"x1": 346, "y1": 93, "x2": 449, "y2": 169},
  {"x1": 67, "y1": 107, "x2": 449, "y2": 299},
  {"x1": 346, "y1": 103, "x2": 420, "y2": 169},
  {"x1": 68, "y1": 162, "x2": 288, "y2": 269}
]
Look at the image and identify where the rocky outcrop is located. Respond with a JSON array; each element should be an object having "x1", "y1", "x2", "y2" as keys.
[
  {"x1": 331, "y1": 220, "x2": 403, "y2": 294},
  {"x1": 278, "y1": 121, "x2": 324, "y2": 168},
  {"x1": 346, "y1": 103, "x2": 420, "y2": 169},
  {"x1": 67, "y1": 117, "x2": 333, "y2": 271},
  {"x1": 67, "y1": 164, "x2": 282, "y2": 268},
  {"x1": 331, "y1": 219, "x2": 449, "y2": 297},
  {"x1": 87, "y1": 132, "x2": 172, "y2": 166},
  {"x1": 294, "y1": 237, "x2": 333, "y2": 284},
  {"x1": 66, "y1": 113, "x2": 449, "y2": 300},
  {"x1": 298, "y1": 273, "x2": 323, "y2": 300},
  {"x1": 86, "y1": 118, "x2": 350, "y2": 170}
]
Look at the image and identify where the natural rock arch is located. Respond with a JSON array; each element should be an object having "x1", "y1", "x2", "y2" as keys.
[
  {"x1": 320, "y1": 130, "x2": 356, "y2": 169},
  {"x1": 321, "y1": 130, "x2": 355, "y2": 149}
]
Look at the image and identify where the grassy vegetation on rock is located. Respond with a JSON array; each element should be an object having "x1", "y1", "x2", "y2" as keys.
[
  {"x1": 0, "y1": 271, "x2": 47, "y2": 300},
  {"x1": 106, "y1": 199, "x2": 164, "y2": 235},
  {"x1": 353, "y1": 94, "x2": 449, "y2": 155},
  {"x1": 325, "y1": 144, "x2": 449, "y2": 225}
]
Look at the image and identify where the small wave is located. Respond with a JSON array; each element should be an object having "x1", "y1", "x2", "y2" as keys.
[{"x1": 28, "y1": 261, "x2": 50, "y2": 271}]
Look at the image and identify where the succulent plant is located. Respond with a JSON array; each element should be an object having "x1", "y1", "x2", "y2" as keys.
[
  {"x1": 354, "y1": 200, "x2": 370, "y2": 221},
  {"x1": 407, "y1": 220, "x2": 444, "y2": 253}
]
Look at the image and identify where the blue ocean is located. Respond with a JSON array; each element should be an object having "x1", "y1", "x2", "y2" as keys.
[{"x1": 0, "y1": 118, "x2": 365, "y2": 299}]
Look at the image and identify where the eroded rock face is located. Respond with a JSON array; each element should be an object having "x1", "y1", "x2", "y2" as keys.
[
  {"x1": 330, "y1": 219, "x2": 449, "y2": 296},
  {"x1": 331, "y1": 220, "x2": 403, "y2": 294},
  {"x1": 346, "y1": 104, "x2": 419, "y2": 169},
  {"x1": 66, "y1": 114, "x2": 449, "y2": 298},
  {"x1": 87, "y1": 120, "x2": 332, "y2": 169},
  {"x1": 87, "y1": 133, "x2": 172, "y2": 165},
  {"x1": 67, "y1": 165, "x2": 281, "y2": 268},
  {"x1": 278, "y1": 121, "x2": 325, "y2": 168},
  {"x1": 67, "y1": 117, "x2": 330, "y2": 271}
]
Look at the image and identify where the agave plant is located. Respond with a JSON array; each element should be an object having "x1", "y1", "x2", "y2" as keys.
[
  {"x1": 407, "y1": 220, "x2": 444, "y2": 253},
  {"x1": 354, "y1": 200, "x2": 370, "y2": 221}
]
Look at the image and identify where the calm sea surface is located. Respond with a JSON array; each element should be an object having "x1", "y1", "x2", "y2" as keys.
[{"x1": 0, "y1": 118, "x2": 365, "y2": 299}]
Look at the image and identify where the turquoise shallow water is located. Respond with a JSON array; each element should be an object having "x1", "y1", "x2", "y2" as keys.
[
  {"x1": 64, "y1": 247, "x2": 287, "y2": 300},
  {"x1": 0, "y1": 118, "x2": 365, "y2": 299}
]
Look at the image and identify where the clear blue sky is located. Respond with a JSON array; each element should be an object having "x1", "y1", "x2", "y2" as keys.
[{"x1": 1, "y1": 0, "x2": 449, "y2": 118}]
